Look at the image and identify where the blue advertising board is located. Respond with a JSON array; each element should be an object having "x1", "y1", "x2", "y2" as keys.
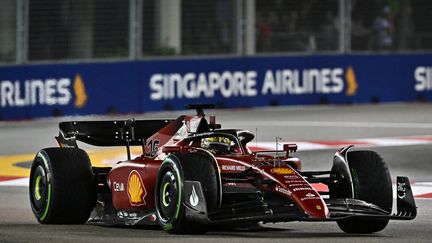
[{"x1": 0, "y1": 54, "x2": 431, "y2": 120}]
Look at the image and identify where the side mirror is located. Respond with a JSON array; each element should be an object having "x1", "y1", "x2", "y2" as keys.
[{"x1": 283, "y1": 144, "x2": 298, "y2": 154}]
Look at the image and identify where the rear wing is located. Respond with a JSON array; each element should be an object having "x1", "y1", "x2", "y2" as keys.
[{"x1": 56, "y1": 118, "x2": 176, "y2": 148}]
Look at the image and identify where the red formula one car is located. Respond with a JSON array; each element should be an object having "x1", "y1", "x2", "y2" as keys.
[{"x1": 29, "y1": 104, "x2": 416, "y2": 234}]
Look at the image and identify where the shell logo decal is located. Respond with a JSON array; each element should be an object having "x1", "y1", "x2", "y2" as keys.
[
  {"x1": 271, "y1": 167, "x2": 295, "y2": 175},
  {"x1": 127, "y1": 170, "x2": 147, "y2": 206}
]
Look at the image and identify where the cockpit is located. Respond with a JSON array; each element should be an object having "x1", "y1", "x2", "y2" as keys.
[
  {"x1": 179, "y1": 129, "x2": 255, "y2": 156},
  {"x1": 201, "y1": 136, "x2": 240, "y2": 155}
]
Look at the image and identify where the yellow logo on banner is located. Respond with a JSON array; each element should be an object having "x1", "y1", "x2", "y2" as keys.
[
  {"x1": 73, "y1": 74, "x2": 88, "y2": 108},
  {"x1": 271, "y1": 167, "x2": 295, "y2": 175},
  {"x1": 127, "y1": 170, "x2": 146, "y2": 206},
  {"x1": 345, "y1": 66, "x2": 358, "y2": 96}
]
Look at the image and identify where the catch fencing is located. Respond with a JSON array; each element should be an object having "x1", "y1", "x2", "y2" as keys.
[{"x1": 1, "y1": 0, "x2": 432, "y2": 64}]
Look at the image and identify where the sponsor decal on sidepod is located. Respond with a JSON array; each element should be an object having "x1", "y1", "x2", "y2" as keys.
[{"x1": 127, "y1": 170, "x2": 147, "y2": 206}]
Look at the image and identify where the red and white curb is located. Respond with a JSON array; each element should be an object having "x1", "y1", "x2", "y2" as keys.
[
  {"x1": 0, "y1": 176, "x2": 28, "y2": 186},
  {"x1": 404, "y1": 182, "x2": 432, "y2": 199}
]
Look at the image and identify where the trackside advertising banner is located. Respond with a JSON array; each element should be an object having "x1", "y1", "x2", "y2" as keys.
[{"x1": 0, "y1": 54, "x2": 431, "y2": 120}]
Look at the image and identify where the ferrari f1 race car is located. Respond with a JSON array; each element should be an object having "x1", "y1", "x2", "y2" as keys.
[{"x1": 29, "y1": 104, "x2": 416, "y2": 234}]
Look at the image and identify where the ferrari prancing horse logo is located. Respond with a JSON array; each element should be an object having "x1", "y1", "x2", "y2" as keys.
[{"x1": 127, "y1": 170, "x2": 147, "y2": 206}]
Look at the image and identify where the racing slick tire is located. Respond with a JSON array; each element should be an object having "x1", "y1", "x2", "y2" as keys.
[
  {"x1": 29, "y1": 148, "x2": 96, "y2": 224},
  {"x1": 336, "y1": 150, "x2": 393, "y2": 233},
  {"x1": 155, "y1": 153, "x2": 218, "y2": 234}
]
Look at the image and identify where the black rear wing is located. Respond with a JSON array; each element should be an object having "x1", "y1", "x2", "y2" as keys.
[{"x1": 56, "y1": 118, "x2": 175, "y2": 148}]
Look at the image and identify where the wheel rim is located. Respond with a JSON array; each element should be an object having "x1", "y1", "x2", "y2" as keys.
[
  {"x1": 31, "y1": 165, "x2": 47, "y2": 212},
  {"x1": 35, "y1": 175, "x2": 42, "y2": 200},
  {"x1": 162, "y1": 182, "x2": 172, "y2": 207},
  {"x1": 158, "y1": 171, "x2": 178, "y2": 222}
]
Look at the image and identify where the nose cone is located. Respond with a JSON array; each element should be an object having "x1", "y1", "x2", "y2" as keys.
[
  {"x1": 293, "y1": 191, "x2": 329, "y2": 218},
  {"x1": 266, "y1": 167, "x2": 329, "y2": 219}
]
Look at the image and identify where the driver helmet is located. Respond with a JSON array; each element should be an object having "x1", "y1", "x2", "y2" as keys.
[{"x1": 202, "y1": 137, "x2": 231, "y2": 155}]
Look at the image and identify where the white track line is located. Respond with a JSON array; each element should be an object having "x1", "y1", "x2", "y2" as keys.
[
  {"x1": 250, "y1": 135, "x2": 432, "y2": 151},
  {"x1": 234, "y1": 121, "x2": 432, "y2": 129},
  {"x1": 0, "y1": 178, "x2": 28, "y2": 186}
]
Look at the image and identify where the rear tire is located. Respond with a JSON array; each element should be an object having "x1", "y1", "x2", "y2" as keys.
[
  {"x1": 29, "y1": 148, "x2": 96, "y2": 224},
  {"x1": 336, "y1": 150, "x2": 392, "y2": 233},
  {"x1": 155, "y1": 153, "x2": 218, "y2": 234}
]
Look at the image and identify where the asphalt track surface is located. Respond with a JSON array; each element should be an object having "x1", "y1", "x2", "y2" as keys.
[{"x1": 1, "y1": 103, "x2": 432, "y2": 242}]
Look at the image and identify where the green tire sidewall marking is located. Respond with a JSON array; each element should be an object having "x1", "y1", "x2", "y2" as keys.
[
  {"x1": 34, "y1": 175, "x2": 42, "y2": 200},
  {"x1": 163, "y1": 223, "x2": 173, "y2": 231},
  {"x1": 161, "y1": 157, "x2": 183, "y2": 221},
  {"x1": 36, "y1": 150, "x2": 52, "y2": 221},
  {"x1": 162, "y1": 182, "x2": 171, "y2": 207},
  {"x1": 172, "y1": 161, "x2": 182, "y2": 220}
]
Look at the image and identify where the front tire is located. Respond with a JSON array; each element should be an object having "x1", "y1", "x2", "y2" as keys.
[
  {"x1": 155, "y1": 153, "x2": 218, "y2": 234},
  {"x1": 336, "y1": 150, "x2": 392, "y2": 233},
  {"x1": 29, "y1": 148, "x2": 96, "y2": 224}
]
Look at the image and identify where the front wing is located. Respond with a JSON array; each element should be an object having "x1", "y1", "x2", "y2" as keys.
[
  {"x1": 184, "y1": 176, "x2": 416, "y2": 225},
  {"x1": 87, "y1": 177, "x2": 416, "y2": 227}
]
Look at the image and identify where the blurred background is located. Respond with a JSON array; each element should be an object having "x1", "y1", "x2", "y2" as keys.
[
  {"x1": 1, "y1": 0, "x2": 432, "y2": 62},
  {"x1": 0, "y1": 0, "x2": 432, "y2": 119}
]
